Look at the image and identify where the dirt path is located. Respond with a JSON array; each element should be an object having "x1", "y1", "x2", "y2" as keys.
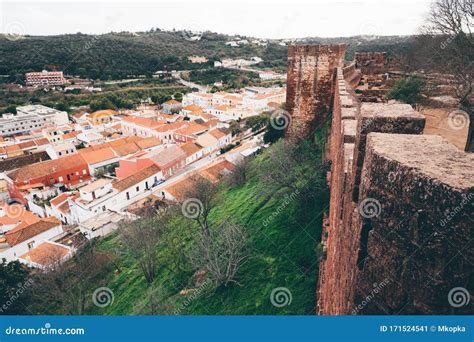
[{"x1": 422, "y1": 106, "x2": 469, "y2": 150}]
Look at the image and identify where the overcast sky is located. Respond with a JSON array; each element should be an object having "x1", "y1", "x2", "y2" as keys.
[{"x1": 1, "y1": 0, "x2": 433, "y2": 39}]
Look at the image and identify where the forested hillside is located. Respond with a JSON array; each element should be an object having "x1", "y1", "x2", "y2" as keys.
[{"x1": 0, "y1": 30, "x2": 414, "y2": 81}]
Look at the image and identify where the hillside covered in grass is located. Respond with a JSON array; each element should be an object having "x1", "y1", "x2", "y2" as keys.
[{"x1": 22, "y1": 139, "x2": 329, "y2": 315}]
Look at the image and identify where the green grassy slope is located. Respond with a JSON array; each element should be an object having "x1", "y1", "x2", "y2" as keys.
[{"x1": 90, "y1": 173, "x2": 327, "y2": 315}]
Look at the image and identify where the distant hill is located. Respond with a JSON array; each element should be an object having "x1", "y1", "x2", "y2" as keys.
[{"x1": 0, "y1": 29, "x2": 414, "y2": 80}]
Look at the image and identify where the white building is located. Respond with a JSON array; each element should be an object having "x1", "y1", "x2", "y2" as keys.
[
  {"x1": 25, "y1": 71, "x2": 66, "y2": 87},
  {"x1": 17, "y1": 105, "x2": 69, "y2": 126},
  {"x1": 45, "y1": 142, "x2": 77, "y2": 159},
  {"x1": 0, "y1": 217, "x2": 64, "y2": 263},
  {"x1": 69, "y1": 165, "x2": 163, "y2": 223},
  {"x1": 0, "y1": 105, "x2": 69, "y2": 138},
  {"x1": 78, "y1": 210, "x2": 130, "y2": 240}
]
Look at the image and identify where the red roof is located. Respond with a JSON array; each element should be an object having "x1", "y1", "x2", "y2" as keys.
[
  {"x1": 8, "y1": 154, "x2": 88, "y2": 183},
  {"x1": 5, "y1": 217, "x2": 61, "y2": 246}
]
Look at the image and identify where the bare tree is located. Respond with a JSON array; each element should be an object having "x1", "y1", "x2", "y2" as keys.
[
  {"x1": 189, "y1": 221, "x2": 249, "y2": 287},
  {"x1": 183, "y1": 175, "x2": 219, "y2": 239},
  {"x1": 226, "y1": 157, "x2": 251, "y2": 188},
  {"x1": 29, "y1": 242, "x2": 112, "y2": 315},
  {"x1": 419, "y1": 0, "x2": 474, "y2": 151},
  {"x1": 182, "y1": 176, "x2": 248, "y2": 286},
  {"x1": 119, "y1": 215, "x2": 165, "y2": 285},
  {"x1": 258, "y1": 139, "x2": 328, "y2": 199}
]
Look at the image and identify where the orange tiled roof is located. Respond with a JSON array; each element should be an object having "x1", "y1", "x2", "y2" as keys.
[
  {"x1": 80, "y1": 147, "x2": 117, "y2": 165},
  {"x1": 148, "y1": 145, "x2": 186, "y2": 167},
  {"x1": 182, "y1": 104, "x2": 204, "y2": 113},
  {"x1": 89, "y1": 109, "x2": 117, "y2": 119},
  {"x1": 153, "y1": 121, "x2": 187, "y2": 133},
  {"x1": 5, "y1": 217, "x2": 61, "y2": 247},
  {"x1": 163, "y1": 99, "x2": 181, "y2": 105},
  {"x1": 20, "y1": 241, "x2": 70, "y2": 266},
  {"x1": 8, "y1": 154, "x2": 88, "y2": 183},
  {"x1": 202, "y1": 119, "x2": 220, "y2": 128},
  {"x1": 0, "y1": 205, "x2": 40, "y2": 227},
  {"x1": 199, "y1": 160, "x2": 235, "y2": 183},
  {"x1": 135, "y1": 137, "x2": 162, "y2": 150},
  {"x1": 209, "y1": 128, "x2": 228, "y2": 139},
  {"x1": 113, "y1": 142, "x2": 141, "y2": 157},
  {"x1": 180, "y1": 142, "x2": 202, "y2": 157},
  {"x1": 163, "y1": 177, "x2": 195, "y2": 202},
  {"x1": 122, "y1": 116, "x2": 166, "y2": 128},
  {"x1": 5, "y1": 144, "x2": 21, "y2": 153},
  {"x1": 62, "y1": 131, "x2": 79, "y2": 140},
  {"x1": 18, "y1": 141, "x2": 36, "y2": 149},
  {"x1": 174, "y1": 123, "x2": 207, "y2": 137},
  {"x1": 50, "y1": 193, "x2": 69, "y2": 207},
  {"x1": 34, "y1": 138, "x2": 49, "y2": 146},
  {"x1": 113, "y1": 164, "x2": 161, "y2": 192}
]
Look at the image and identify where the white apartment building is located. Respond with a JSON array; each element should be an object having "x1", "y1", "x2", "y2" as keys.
[
  {"x1": 17, "y1": 105, "x2": 69, "y2": 126},
  {"x1": 0, "y1": 105, "x2": 69, "y2": 137}
]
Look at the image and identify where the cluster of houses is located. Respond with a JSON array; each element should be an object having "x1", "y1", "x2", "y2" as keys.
[
  {"x1": 179, "y1": 86, "x2": 286, "y2": 121},
  {"x1": 0, "y1": 85, "x2": 268, "y2": 270}
]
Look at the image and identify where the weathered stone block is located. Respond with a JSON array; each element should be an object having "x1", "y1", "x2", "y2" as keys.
[{"x1": 355, "y1": 133, "x2": 474, "y2": 314}]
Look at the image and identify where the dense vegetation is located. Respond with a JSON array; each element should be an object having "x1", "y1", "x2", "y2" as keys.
[
  {"x1": 0, "y1": 30, "x2": 287, "y2": 81},
  {"x1": 0, "y1": 30, "x2": 415, "y2": 82},
  {"x1": 0, "y1": 80, "x2": 188, "y2": 114}
]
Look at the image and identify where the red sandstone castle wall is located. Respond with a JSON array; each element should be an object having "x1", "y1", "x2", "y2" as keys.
[
  {"x1": 355, "y1": 52, "x2": 388, "y2": 74},
  {"x1": 318, "y1": 66, "x2": 473, "y2": 315},
  {"x1": 285, "y1": 44, "x2": 346, "y2": 141},
  {"x1": 285, "y1": 45, "x2": 473, "y2": 315}
]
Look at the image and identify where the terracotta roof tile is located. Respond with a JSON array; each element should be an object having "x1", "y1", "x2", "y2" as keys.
[
  {"x1": 8, "y1": 154, "x2": 88, "y2": 183},
  {"x1": 113, "y1": 164, "x2": 161, "y2": 192},
  {"x1": 180, "y1": 142, "x2": 202, "y2": 157},
  {"x1": 148, "y1": 145, "x2": 186, "y2": 167},
  {"x1": 0, "y1": 205, "x2": 40, "y2": 227},
  {"x1": 113, "y1": 143, "x2": 141, "y2": 157},
  {"x1": 209, "y1": 128, "x2": 228, "y2": 139},
  {"x1": 20, "y1": 241, "x2": 70, "y2": 267},
  {"x1": 5, "y1": 217, "x2": 61, "y2": 246},
  {"x1": 89, "y1": 109, "x2": 117, "y2": 119},
  {"x1": 122, "y1": 116, "x2": 166, "y2": 128},
  {"x1": 80, "y1": 147, "x2": 117, "y2": 165},
  {"x1": 198, "y1": 160, "x2": 235, "y2": 183},
  {"x1": 135, "y1": 137, "x2": 162, "y2": 150}
]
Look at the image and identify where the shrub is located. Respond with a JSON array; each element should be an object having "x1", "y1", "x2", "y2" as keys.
[{"x1": 387, "y1": 77, "x2": 424, "y2": 105}]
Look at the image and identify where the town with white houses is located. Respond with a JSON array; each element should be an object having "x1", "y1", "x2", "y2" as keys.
[{"x1": 0, "y1": 68, "x2": 285, "y2": 270}]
